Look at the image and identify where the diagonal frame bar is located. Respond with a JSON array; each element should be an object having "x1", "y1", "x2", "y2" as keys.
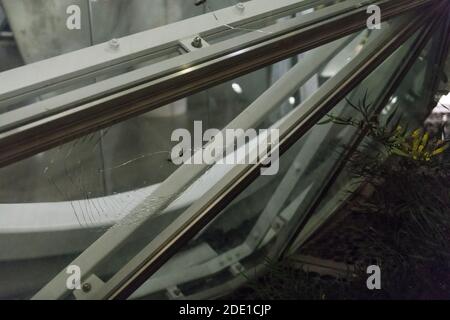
[
  {"x1": 0, "y1": 0, "x2": 435, "y2": 169},
  {"x1": 94, "y1": 9, "x2": 438, "y2": 300}
]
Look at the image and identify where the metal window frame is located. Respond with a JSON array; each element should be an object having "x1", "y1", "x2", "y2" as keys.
[
  {"x1": 0, "y1": 0, "x2": 331, "y2": 101},
  {"x1": 0, "y1": 0, "x2": 433, "y2": 168},
  {"x1": 281, "y1": 8, "x2": 450, "y2": 256},
  {"x1": 105, "y1": 7, "x2": 444, "y2": 301},
  {"x1": 105, "y1": 13, "x2": 436, "y2": 301},
  {"x1": 109, "y1": 34, "x2": 359, "y2": 299},
  {"x1": 32, "y1": 26, "x2": 359, "y2": 302},
  {"x1": 33, "y1": 0, "x2": 446, "y2": 300}
]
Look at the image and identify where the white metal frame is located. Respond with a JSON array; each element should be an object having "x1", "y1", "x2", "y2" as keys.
[
  {"x1": 33, "y1": 5, "x2": 434, "y2": 298},
  {"x1": 1, "y1": 0, "x2": 417, "y2": 168},
  {"x1": 0, "y1": 0, "x2": 333, "y2": 124},
  {"x1": 31, "y1": 28, "x2": 357, "y2": 300},
  {"x1": 0, "y1": 0, "x2": 435, "y2": 300}
]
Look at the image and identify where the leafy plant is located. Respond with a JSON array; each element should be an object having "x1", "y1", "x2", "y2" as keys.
[
  {"x1": 389, "y1": 127, "x2": 448, "y2": 161},
  {"x1": 231, "y1": 94, "x2": 450, "y2": 300},
  {"x1": 320, "y1": 92, "x2": 449, "y2": 164}
]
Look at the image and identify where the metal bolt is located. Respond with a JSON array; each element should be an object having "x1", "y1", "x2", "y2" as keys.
[
  {"x1": 236, "y1": 2, "x2": 245, "y2": 11},
  {"x1": 191, "y1": 36, "x2": 203, "y2": 48},
  {"x1": 109, "y1": 38, "x2": 120, "y2": 49},
  {"x1": 82, "y1": 282, "x2": 92, "y2": 293}
]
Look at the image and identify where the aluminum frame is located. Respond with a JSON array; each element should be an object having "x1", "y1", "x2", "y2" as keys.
[
  {"x1": 285, "y1": 8, "x2": 450, "y2": 254},
  {"x1": 32, "y1": 24, "x2": 358, "y2": 302},
  {"x1": 33, "y1": 0, "x2": 448, "y2": 297},
  {"x1": 102, "y1": 7, "x2": 444, "y2": 300},
  {"x1": 0, "y1": 0, "x2": 433, "y2": 168}
]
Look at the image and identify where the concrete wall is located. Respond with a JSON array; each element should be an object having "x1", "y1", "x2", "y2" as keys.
[{"x1": 2, "y1": 0, "x2": 207, "y2": 63}]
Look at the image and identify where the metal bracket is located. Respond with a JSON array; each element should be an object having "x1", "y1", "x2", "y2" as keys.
[
  {"x1": 73, "y1": 274, "x2": 105, "y2": 300},
  {"x1": 179, "y1": 35, "x2": 210, "y2": 52},
  {"x1": 166, "y1": 286, "x2": 184, "y2": 299},
  {"x1": 229, "y1": 262, "x2": 245, "y2": 277}
]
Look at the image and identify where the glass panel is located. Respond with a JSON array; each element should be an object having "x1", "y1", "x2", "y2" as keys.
[
  {"x1": 0, "y1": 26, "x2": 368, "y2": 299},
  {"x1": 0, "y1": 0, "x2": 343, "y2": 127},
  {"x1": 0, "y1": 0, "x2": 339, "y2": 65},
  {"x1": 290, "y1": 31, "x2": 442, "y2": 253},
  {"x1": 126, "y1": 28, "x2": 428, "y2": 300}
]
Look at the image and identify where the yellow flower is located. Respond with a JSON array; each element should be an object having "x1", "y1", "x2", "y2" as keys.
[{"x1": 390, "y1": 127, "x2": 448, "y2": 161}]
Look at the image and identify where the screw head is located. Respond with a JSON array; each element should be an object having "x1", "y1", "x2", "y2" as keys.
[
  {"x1": 109, "y1": 38, "x2": 120, "y2": 49},
  {"x1": 191, "y1": 36, "x2": 203, "y2": 48},
  {"x1": 236, "y1": 3, "x2": 245, "y2": 11},
  {"x1": 82, "y1": 282, "x2": 92, "y2": 293}
]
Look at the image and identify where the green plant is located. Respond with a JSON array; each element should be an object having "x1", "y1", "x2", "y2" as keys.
[
  {"x1": 320, "y1": 93, "x2": 448, "y2": 163},
  {"x1": 232, "y1": 95, "x2": 450, "y2": 300},
  {"x1": 389, "y1": 128, "x2": 448, "y2": 161},
  {"x1": 318, "y1": 95, "x2": 450, "y2": 298}
]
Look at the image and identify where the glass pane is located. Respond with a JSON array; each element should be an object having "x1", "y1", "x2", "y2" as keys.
[
  {"x1": 126, "y1": 28, "x2": 429, "y2": 300},
  {"x1": 290, "y1": 31, "x2": 442, "y2": 253},
  {"x1": 122, "y1": 29, "x2": 424, "y2": 299},
  {"x1": 0, "y1": 0, "x2": 339, "y2": 64},
  {"x1": 0, "y1": 0, "x2": 342, "y2": 127},
  {"x1": 0, "y1": 26, "x2": 368, "y2": 299}
]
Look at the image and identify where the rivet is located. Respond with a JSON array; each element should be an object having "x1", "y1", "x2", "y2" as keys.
[
  {"x1": 82, "y1": 282, "x2": 92, "y2": 293},
  {"x1": 109, "y1": 38, "x2": 120, "y2": 49},
  {"x1": 236, "y1": 3, "x2": 245, "y2": 11},
  {"x1": 191, "y1": 36, "x2": 203, "y2": 48}
]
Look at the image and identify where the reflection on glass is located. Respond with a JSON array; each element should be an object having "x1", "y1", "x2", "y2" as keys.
[
  {"x1": 0, "y1": 1, "x2": 339, "y2": 124},
  {"x1": 127, "y1": 29, "x2": 436, "y2": 300},
  {"x1": 0, "y1": 25, "x2": 367, "y2": 299},
  {"x1": 289, "y1": 32, "x2": 441, "y2": 253}
]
